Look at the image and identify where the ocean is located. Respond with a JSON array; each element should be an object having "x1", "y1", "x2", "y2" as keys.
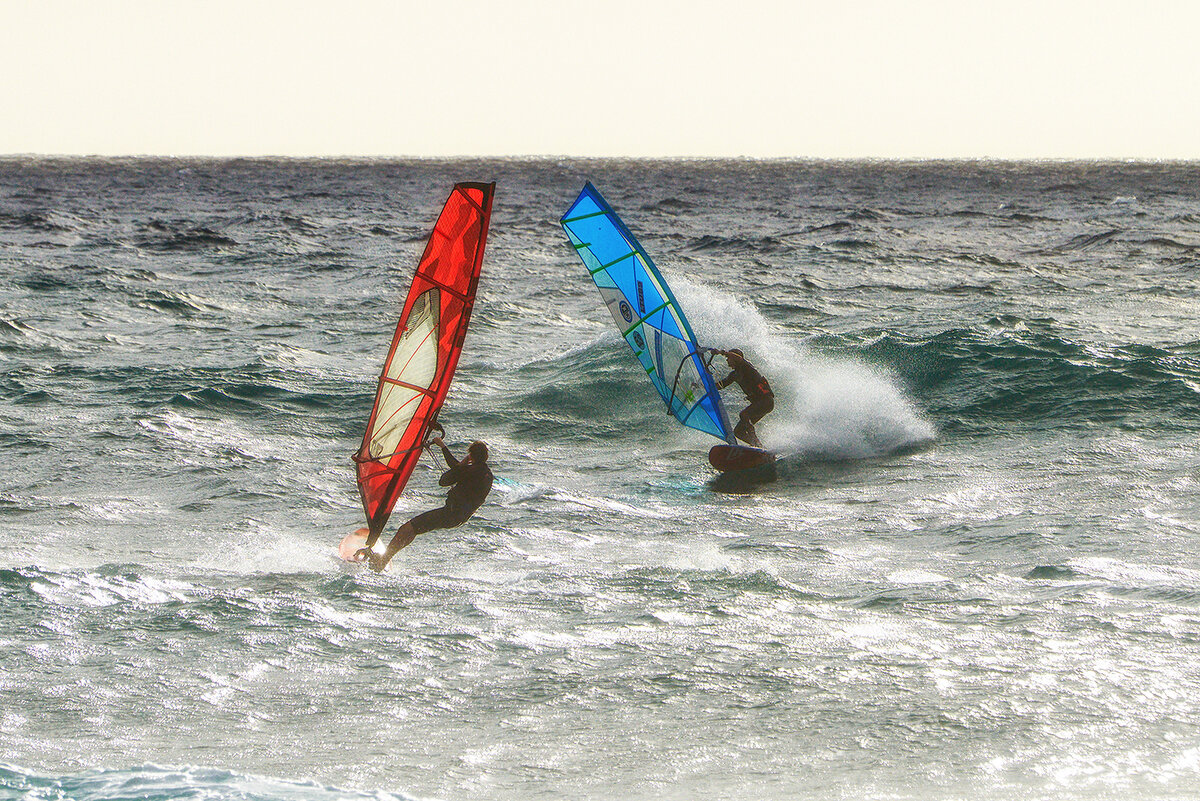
[{"x1": 2, "y1": 157, "x2": 1199, "y2": 800}]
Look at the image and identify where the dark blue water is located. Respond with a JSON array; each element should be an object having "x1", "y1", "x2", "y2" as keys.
[{"x1": 3, "y1": 158, "x2": 1200, "y2": 800}]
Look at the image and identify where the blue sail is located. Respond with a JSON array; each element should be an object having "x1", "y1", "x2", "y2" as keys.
[{"x1": 561, "y1": 183, "x2": 735, "y2": 444}]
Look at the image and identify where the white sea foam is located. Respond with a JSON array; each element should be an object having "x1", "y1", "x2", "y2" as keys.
[
  {"x1": 193, "y1": 521, "x2": 337, "y2": 575},
  {"x1": 672, "y1": 277, "x2": 936, "y2": 459}
]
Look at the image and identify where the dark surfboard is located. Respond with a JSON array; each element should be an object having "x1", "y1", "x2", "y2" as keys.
[{"x1": 709, "y1": 444, "x2": 775, "y2": 472}]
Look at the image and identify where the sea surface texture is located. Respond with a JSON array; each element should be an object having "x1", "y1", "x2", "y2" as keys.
[{"x1": 2, "y1": 158, "x2": 1199, "y2": 801}]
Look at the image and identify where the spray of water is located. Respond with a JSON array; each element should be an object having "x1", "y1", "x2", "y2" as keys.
[{"x1": 672, "y1": 276, "x2": 936, "y2": 459}]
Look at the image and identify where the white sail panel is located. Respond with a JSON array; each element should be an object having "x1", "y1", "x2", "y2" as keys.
[{"x1": 368, "y1": 289, "x2": 440, "y2": 460}]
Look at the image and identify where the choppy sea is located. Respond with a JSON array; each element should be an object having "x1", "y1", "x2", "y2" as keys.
[{"x1": 2, "y1": 157, "x2": 1199, "y2": 800}]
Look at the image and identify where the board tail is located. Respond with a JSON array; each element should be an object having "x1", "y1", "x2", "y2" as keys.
[{"x1": 709, "y1": 444, "x2": 775, "y2": 472}]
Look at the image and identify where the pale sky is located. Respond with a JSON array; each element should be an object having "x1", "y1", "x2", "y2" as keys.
[{"x1": 2, "y1": 0, "x2": 1198, "y2": 159}]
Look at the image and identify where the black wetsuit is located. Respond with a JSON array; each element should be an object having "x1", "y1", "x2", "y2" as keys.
[
  {"x1": 718, "y1": 360, "x2": 774, "y2": 423},
  {"x1": 407, "y1": 443, "x2": 493, "y2": 535},
  {"x1": 717, "y1": 356, "x2": 774, "y2": 446}
]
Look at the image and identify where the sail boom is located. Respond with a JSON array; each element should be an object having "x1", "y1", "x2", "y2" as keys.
[{"x1": 380, "y1": 376, "x2": 438, "y2": 393}]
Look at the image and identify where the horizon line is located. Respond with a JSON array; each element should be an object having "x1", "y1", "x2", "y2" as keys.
[{"x1": 3, "y1": 152, "x2": 1200, "y2": 165}]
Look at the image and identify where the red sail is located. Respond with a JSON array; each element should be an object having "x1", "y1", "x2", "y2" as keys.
[{"x1": 354, "y1": 182, "x2": 495, "y2": 539}]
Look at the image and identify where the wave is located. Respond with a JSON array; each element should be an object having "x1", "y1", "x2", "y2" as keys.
[
  {"x1": 0, "y1": 209, "x2": 83, "y2": 232},
  {"x1": 847, "y1": 207, "x2": 889, "y2": 221},
  {"x1": 0, "y1": 318, "x2": 34, "y2": 337},
  {"x1": 803, "y1": 220, "x2": 852, "y2": 234},
  {"x1": 134, "y1": 288, "x2": 224, "y2": 316},
  {"x1": 6, "y1": 361, "x2": 365, "y2": 421},
  {"x1": 491, "y1": 297, "x2": 938, "y2": 462},
  {"x1": 1022, "y1": 558, "x2": 1200, "y2": 604},
  {"x1": 680, "y1": 233, "x2": 789, "y2": 255},
  {"x1": 495, "y1": 341, "x2": 666, "y2": 442},
  {"x1": 639, "y1": 197, "x2": 695, "y2": 213},
  {"x1": 0, "y1": 764, "x2": 421, "y2": 801},
  {"x1": 1128, "y1": 235, "x2": 1200, "y2": 253},
  {"x1": 3, "y1": 562, "x2": 369, "y2": 614},
  {"x1": 167, "y1": 383, "x2": 346, "y2": 415},
  {"x1": 136, "y1": 219, "x2": 238, "y2": 251},
  {"x1": 279, "y1": 212, "x2": 321, "y2": 233},
  {"x1": 671, "y1": 278, "x2": 936, "y2": 460},
  {"x1": 1037, "y1": 228, "x2": 1121, "y2": 254},
  {"x1": 856, "y1": 322, "x2": 1200, "y2": 431}
]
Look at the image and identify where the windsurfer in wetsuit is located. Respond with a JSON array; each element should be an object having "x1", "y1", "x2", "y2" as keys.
[
  {"x1": 711, "y1": 348, "x2": 774, "y2": 449},
  {"x1": 356, "y1": 436, "x2": 493, "y2": 571}
]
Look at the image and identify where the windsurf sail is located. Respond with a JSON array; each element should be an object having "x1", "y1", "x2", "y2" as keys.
[
  {"x1": 561, "y1": 182, "x2": 735, "y2": 444},
  {"x1": 354, "y1": 182, "x2": 495, "y2": 542}
]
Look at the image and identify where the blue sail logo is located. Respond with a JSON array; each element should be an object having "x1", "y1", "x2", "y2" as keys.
[{"x1": 619, "y1": 300, "x2": 633, "y2": 322}]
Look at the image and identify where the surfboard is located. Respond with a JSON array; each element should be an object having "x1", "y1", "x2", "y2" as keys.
[
  {"x1": 709, "y1": 444, "x2": 775, "y2": 472},
  {"x1": 338, "y1": 529, "x2": 370, "y2": 562}
]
